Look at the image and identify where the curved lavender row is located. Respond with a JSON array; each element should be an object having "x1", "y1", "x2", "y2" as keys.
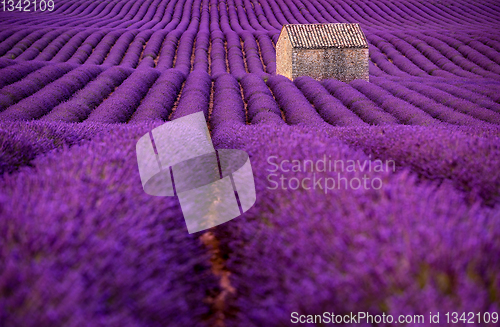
[
  {"x1": 140, "y1": 0, "x2": 173, "y2": 30},
  {"x1": 240, "y1": 73, "x2": 284, "y2": 125},
  {"x1": 137, "y1": 30, "x2": 168, "y2": 69},
  {"x1": 327, "y1": 124, "x2": 500, "y2": 205},
  {"x1": 174, "y1": 29, "x2": 197, "y2": 76},
  {"x1": 375, "y1": 32, "x2": 457, "y2": 78},
  {"x1": 242, "y1": 0, "x2": 266, "y2": 32},
  {"x1": 155, "y1": 30, "x2": 183, "y2": 71},
  {"x1": 225, "y1": 0, "x2": 245, "y2": 34},
  {"x1": 0, "y1": 29, "x2": 19, "y2": 48},
  {"x1": 3, "y1": 1, "x2": 497, "y2": 75},
  {"x1": 294, "y1": 76, "x2": 368, "y2": 127},
  {"x1": 173, "y1": 0, "x2": 203, "y2": 75},
  {"x1": 156, "y1": 0, "x2": 193, "y2": 70},
  {"x1": 6, "y1": 0, "x2": 172, "y2": 30},
  {"x1": 427, "y1": 32, "x2": 500, "y2": 76},
  {"x1": 0, "y1": 30, "x2": 33, "y2": 57},
  {"x1": 256, "y1": 34, "x2": 277, "y2": 75},
  {"x1": 119, "y1": 30, "x2": 153, "y2": 68},
  {"x1": 43, "y1": 66, "x2": 132, "y2": 123},
  {"x1": 350, "y1": 80, "x2": 440, "y2": 126},
  {"x1": 369, "y1": 46, "x2": 410, "y2": 77},
  {"x1": 113, "y1": 0, "x2": 159, "y2": 29},
  {"x1": 417, "y1": 32, "x2": 500, "y2": 80},
  {"x1": 394, "y1": 1, "x2": 459, "y2": 29},
  {"x1": 81, "y1": 2, "x2": 125, "y2": 24},
  {"x1": 239, "y1": 0, "x2": 268, "y2": 31},
  {"x1": 0, "y1": 65, "x2": 102, "y2": 121},
  {"x1": 458, "y1": 35, "x2": 500, "y2": 66},
  {"x1": 368, "y1": 60, "x2": 387, "y2": 77},
  {"x1": 209, "y1": 30, "x2": 228, "y2": 78},
  {"x1": 361, "y1": 1, "x2": 409, "y2": 27},
  {"x1": 226, "y1": 31, "x2": 248, "y2": 79},
  {"x1": 130, "y1": 68, "x2": 186, "y2": 122},
  {"x1": 288, "y1": 0, "x2": 316, "y2": 23},
  {"x1": 102, "y1": 31, "x2": 138, "y2": 67},
  {"x1": 138, "y1": 0, "x2": 170, "y2": 29},
  {"x1": 454, "y1": 80, "x2": 500, "y2": 104},
  {"x1": 372, "y1": 1, "x2": 421, "y2": 27},
  {"x1": 322, "y1": 79, "x2": 400, "y2": 125},
  {"x1": 157, "y1": 0, "x2": 190, "y2": 33},
  {"x1": 84, "y1": 30, "x2": 122, "y2": 65},
  {"x1": 192, "y1": 0, "x2": 210, "y2": 73},
  {"x1": 86, "y1": 68, "x2": 160, "y2": 123},
  {"x1": 171, "y1": 70, "x2": 211, "y2": 120},
  {"x1": 0, "y1": 62, "x2": 46, "y2": 89},
  {"x1": 314, "y1": 0, "x2": 351, "y2": 23},
  {"x1": 59, "y1": 1, "x2": 104, "y2": 18},
  {"x1": 0, "y1": 58, "x2": 16, "y2": 69},
  {"x1": 122, "y1": 0, "x2": 158, "y2": 26},
  {"x1": 50, "y1": 30, "x2": 95, "y2": 63},
  {"x1": 217, "y1": 0, "x2": 246, "y2": 76},
  {"x1": 208, "y1": 1, "x2": 226, "y2": 76},
  {"x1": 136, "y1": 0, "x2": 168, "y2": 30},
  {"x1": 392, "y1": 32, "x2": 480, "y2": 79},
  {"x1": 349, "y1": 1, "x2": 393, "y2": 27},
  {"x1": 0, "y1": 122, "x2": 218, "y2": 326},
  {"x1": 240, "y1": 32, "x2": 266, "y2": 76},
  {"x1": 212, "y1": 125, "x2": 500, "y2": 326},
  {"x1": 330, "y1": 1, "x2": 369, "y2": 26},
  {"x1": 5, "y1": 2, "x2": 94, "y2": 27},
  {"x1": 0, "y1": 121, "x2": 105, "y2": 174},
  {"x1": 91, "y1": 1, "x2": 144, "y2": 28},
  {"x1": 427, "y1": 81, "x2": 500, "y2": 114},
  {"x1": 211, "y1": 73, "x2": 246, "y2": 134},
  {"x1": 372, "y1": 78, "x2": 490, "y2": 127},
  {"x1": 367, "y1": 34, "x2": 429, "y2": 77},
  {"x1": 402, "y1": 81, "x2": 500, "y2": 125},
  {"x1": 273, "y1": 0, "x2": 300, "y2": 24},
  {"x1": 0, "y1": 63, "x2": 76, "y2": 113},
  {"x1": 68, "y1": 1, "x2": 140, "y2": 29},
  {"x1": 153, "y1": 0, "x2": 185, "y2": 31},
  {"x1": 306, "y1": 0, "x2": 338, "y2": 23},
  {"x1": 266, "y1": 75, "x2": 326, "y2": 126},
  {"x1": 15, "y1": 29, "x2": 65, "y2": 61},
  {"x1": 66, "y1": 30, "x2": 109, "y2": 65},
  {"x1": 256, "y1": 0, "x2": 285, "y2": 29},
  {"x1": 193, "y1": 31, "x2": 210, "y2": 72},
  {"x1": 34, "y1": 30, "x2": 82, "y2": 62},
  {"x1": 292, "y1": 0, "x2": 325, "y2": 24},
  {"x1": 3, "y1": 28, "x2": 54, "y2": 60}
]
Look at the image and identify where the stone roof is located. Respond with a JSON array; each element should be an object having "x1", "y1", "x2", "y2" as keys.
[{"x1": 282, "y1": 23, "x2": 368, "y2": 49}]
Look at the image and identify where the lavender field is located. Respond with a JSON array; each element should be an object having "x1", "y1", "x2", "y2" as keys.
[{"x1": 1, "y1": 0, "x2": 500, "y2": 326}]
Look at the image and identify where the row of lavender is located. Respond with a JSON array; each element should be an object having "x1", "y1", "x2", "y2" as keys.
[
  {"x1": 1, "y1": 60, "x2": 499, "y2": 128},
  {"x1": 211, "y1": 123, "x2": 500, "y2": 326},
  {"x1": 1, "y1": 0, "x2": 499, "y2": 31},
  {"x1": 2, "y1": 105, "x2": 499, "y2": 326},
  {"x1": 0, "y1": 2, "x2": 499, "y2": 130},
  {"x1": 2, "y1": 27, "x2": 499, "y2": 81},
  {"x1": 0, "y1": 0, "x2": 499, "y2": 80},
  {"x1": 2, "y1": 121, "x2": 498, "y2": 325},
  {"x1": 0, "y1": 121, "x2": 222, "y2": 326}
]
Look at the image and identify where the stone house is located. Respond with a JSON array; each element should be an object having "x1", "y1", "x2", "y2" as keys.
[{"x1": 276, "y1": 23, "x2": 369, "y2": 82}]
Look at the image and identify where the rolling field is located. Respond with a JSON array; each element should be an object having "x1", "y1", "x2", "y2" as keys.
[{"x1": 1, "y1": 0, "x2": 500, "y2": 326}]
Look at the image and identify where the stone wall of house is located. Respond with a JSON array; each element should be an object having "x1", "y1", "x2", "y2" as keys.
[
  {"x1": 291, "y1": 48, "x2": 369, "y2": 82},
  {"x1": 276, "y1": 29, "x2": 293, "y2": 80}
]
